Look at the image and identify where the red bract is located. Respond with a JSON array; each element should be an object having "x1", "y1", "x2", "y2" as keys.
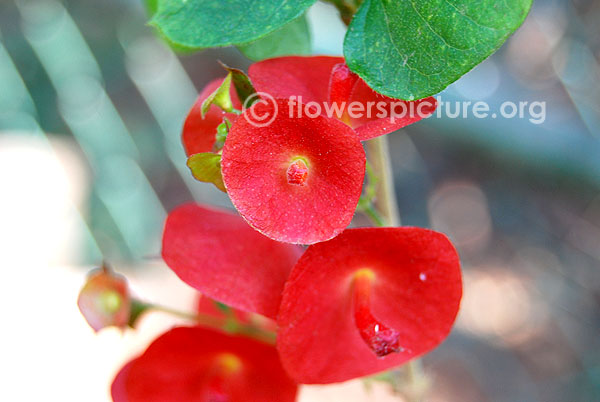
[
  {"x1": 221, "y1": 98, "x2": 366, "y2": 244},
  {"x1": 116, "y1": 327, "x2": 297, "y2": 402},
  {"x1": 277, "y1": 228, "x2": 462, "y2": 384},
  {"x1": 77, "y1": 266, "x2": 130, "y2": 332},
  {"x1": 182, "y1": 77, "x2": 241, "y2": 156},
  {"x1": 328, "y1": 62, "x2": 359, "y2": 111},
  {"x1": 248, "y1": 56, "x2": 437, "y2": 141},
  {"x1": 248, "y1": 56, "x2": 342, "y2": 106},
  {"x1": 111, "y1": 360, "x2": 134, "y2": 402},
  {"x1": 343, "y1": 71, "x2": 438, "y2": 141},
  {"x1": 162, "y1": 203, "x2": 301, "y2": 319}
]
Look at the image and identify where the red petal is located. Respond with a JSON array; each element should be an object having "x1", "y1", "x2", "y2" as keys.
[
  {"x1": 221, "y1": 98, "x2": 366, "y2": 244},
  {"x1": 248, "y1": 56, "x2": 343, "y2": 105},
  {"x1": 111, "y1": 360, "x2": 135, "y2": 402},
  {"x1": 348, "y1": 80, "x2": 438, "y2": 141},
  {"x1": 277, "y1": 227, "x2": 462, "y2": 383},
  {"x1": 328, "y1": 63, "x2": 359, "y2": 107},
  {"x1": 249, "y1": 57, "x2": 437, "y2": 141},
  {"x1": 125, "y1": 327, "x2": 297, "y2": 402},
  {"x1": 182, "y1": 78, "x2": 241, "y2": 156},
  {"x1": 162, "y1": 203, "x2": 301, "y2": 319}
]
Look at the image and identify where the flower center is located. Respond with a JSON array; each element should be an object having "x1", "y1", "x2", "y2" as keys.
[
  {"x1": 215, "y1": 353, "x2": 243, "y2": 375},
  {"x1": 205, "y1": 353, "x2": 243, "y2": 401},
  {"x1": 98, "y1": 290, "x2": 122, "y2": 314},
  {"x1": 286, "y1": 158, "x2": 309, "y2": 186},
  {"x1": 352, "y1": 269, "x2": 402, "y2": 357}
]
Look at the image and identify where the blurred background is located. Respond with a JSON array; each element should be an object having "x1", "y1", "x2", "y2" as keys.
[{"x1": 0, "y1": 0, "x2": 599, "y2": 401}]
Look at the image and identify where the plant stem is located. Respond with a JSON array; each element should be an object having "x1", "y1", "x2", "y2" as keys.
[
  {"x1": 366, "y1": 135, "x2": 426, "y2": 402},
  {"x1": 325, "y1": 0, "x2": 358, "y2": 25},
  {"x1": 365, "y1": 135, "x2": 400, "y2": 226},
  {"x1": 363, "y1": 204, "x2": 386, "y2": 227},
  {"x1": 139, "y1": 301, "x2": 277, "y2": 345}
]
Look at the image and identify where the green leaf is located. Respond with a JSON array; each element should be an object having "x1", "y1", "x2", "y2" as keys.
[
  {"x1": 218, "y1": 63, "x2": 258, "y2": 107},
  {"x1": 187, "y1": 153, "x2": 226, "y2": 192},
  {"x1": 142, "y1": 0, "x2": 198, "y2": 53},
  {"x1": 237, "y1": 15, "x2": 311, "y2": 61},
  {"x1": 344, "y1": 0, "x2": 533, "y2": 100},
  {"x1": 201, "y1": 73, "x2": 233, "y2": 118},
  {"x1": 143, "y1": 0, "x2": 159, "y2": 16},
  {"x1": 151, "y1": 0, "x2": 317, "y2": 50}
]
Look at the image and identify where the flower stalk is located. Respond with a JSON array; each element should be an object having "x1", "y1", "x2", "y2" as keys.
[
  {"x1": 365, "y1": 135, "x2": 401, "y2": 227},
  {"x1": 134, "y1": 300, "x2": 277, "y2": 345}
]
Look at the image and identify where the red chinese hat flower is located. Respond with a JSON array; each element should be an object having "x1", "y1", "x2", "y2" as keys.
[
  {"x1": 162, "y1": 203, "x2": 301, "y2": 319},
  {"x1": 248, "y1": 56, "x2": 437, "y2": 141},
  {"x1": 113, "y1": 327, "x2": 297, "y2": 402},
  {"x1": 249, "y1": 56, "x2": 341, "y2": 107},
  {"x1": 276, "y1": 227, "x2": 462, "y2": 384},
  {"x1": 331, "y1": 63, "x2": 438, "y2": 141},
  {"x1": 221, "y1": 98, "x2": 366, "y2": 244},
  {"x1": 182, "y1": 77, "x2": 241, "y2": 156},
  {"x1": 77, "y1": 264, "x2": 131, "y2": 332},
  {"x1": 111, "y1": 359, "x2": 134, "y2": 402}
]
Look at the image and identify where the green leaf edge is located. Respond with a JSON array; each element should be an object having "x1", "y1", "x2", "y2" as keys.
[
  {"x1": 236, "y1": 15, "x2": 312, "y2": 61},
  {"x1": 343, "y1": 0, "x2": 534, "y2": 100},
  {"x1": 201, "y1": 73, "x2": 233, "y2": 118},
  {"x1": 148, "y1": 0, "x2": 317, "y2": 50}
]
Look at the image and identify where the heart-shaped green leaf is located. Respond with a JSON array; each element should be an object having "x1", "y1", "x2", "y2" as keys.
[
  {"x1": 151, "y1": 0, "x2": 316, "y2": 50},
  {"x1": 344, "y1": 0, "x2": 533, "y2": 100},
  {"x1": 237, "y1": 15, "x2": 311, "y2": 61}
]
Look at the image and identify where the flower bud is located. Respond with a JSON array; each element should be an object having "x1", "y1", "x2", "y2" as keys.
[{"x1": 77, "y1": 264, "x2": 131, "y2": 332}]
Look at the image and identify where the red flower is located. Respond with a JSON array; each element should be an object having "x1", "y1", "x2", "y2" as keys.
[
  {"x1": 221, "y1": 98, "x2": 366, "y2": 244},
  {"x1": 249, "y1": 56, "x2": 340, "y2": 107},
  {"x1": 112, "y1": 327, "x2": 297, "y2": 402},
  {"x1": 276, "y1": 227, "x2": 462, "y2": 383},
  {"x1": 162, "y1": 203, "x2": 301, "y2": 319},
  {"x1": 77, "y1": 265, "x2": 131, "y2": 332},
  {"x1": 182, "y1": 77, "x2": 241, "y2": 156},
  {"x1": 248, "y1": 56, "x2": 437, "y2": 141},
  {"x1": 111, "y1": 360, "x2": 133, "y2": 402}
]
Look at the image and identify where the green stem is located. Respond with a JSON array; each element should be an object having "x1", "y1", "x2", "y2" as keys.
[
  {"x1": 325, "y1": 0, "x2": 358, "y2": 25},
  {"x1": 137, "y1": 301, "x2": 277, "y2": 345},
  {"x1": 365, "y1": 135, "x2": 401, "y2": 226},
  {"x1": 363, "y1": 204, "x2": 386, "y2": 227}
]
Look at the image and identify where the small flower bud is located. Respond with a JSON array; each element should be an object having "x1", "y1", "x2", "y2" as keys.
[{"x1": 77, "y1": 264, "x2": 131, "y2": 332}]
